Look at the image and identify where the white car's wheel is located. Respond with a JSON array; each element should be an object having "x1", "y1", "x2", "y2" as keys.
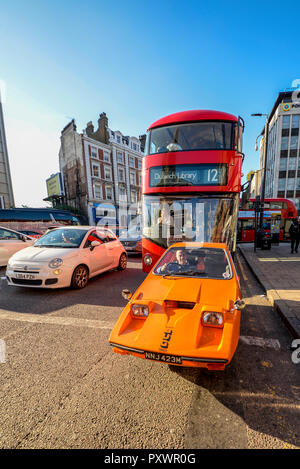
[
  {"x1": 117, "y1": 253, "x2": 127, "y2": 271},
  {"x1": 71, "y1": 265, "x2": 89, "y2": 289}
]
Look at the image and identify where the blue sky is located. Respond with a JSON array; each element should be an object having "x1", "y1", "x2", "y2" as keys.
[{"x1": 1, "y1": 0, "x2": 300, "y2": 206}]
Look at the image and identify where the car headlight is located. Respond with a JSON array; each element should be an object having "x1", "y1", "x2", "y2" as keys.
[
  {"x1": 131, "y1": 304, "x2": 149, "y2": 318},
  {"x1": 48, "y1": 258, "x2": 63, "y2": 269},
  {"x1": 202, "y1": 312, "x2": 224, "y2": 328}
]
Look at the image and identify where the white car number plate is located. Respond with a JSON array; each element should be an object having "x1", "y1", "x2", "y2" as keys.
[{"x1": 15, "y1": 273, "x2": 36, "y2": 280}]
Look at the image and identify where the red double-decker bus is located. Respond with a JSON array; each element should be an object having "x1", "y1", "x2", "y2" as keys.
[
  {"x1": 142, "y1": 110, "x2": 244, "y2": 271},
  {"x1": 237, "y1": 198, "x2": 297, "y2": 242}
]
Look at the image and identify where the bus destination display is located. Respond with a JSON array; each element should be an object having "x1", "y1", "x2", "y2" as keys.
[{"x1": 149, "y1": 164, "x2": 227, "y2": 187}]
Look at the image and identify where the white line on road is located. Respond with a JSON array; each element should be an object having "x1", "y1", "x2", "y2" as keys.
[
  {"x1": 239, "y1": 335, "x2": 281, "y2": 350},
  {"x1": 0, "y1": 310, "x2": 115, "y2": 331},
  {"x1": 0, "y1": 313, "x2": 281, "y2": 351}
]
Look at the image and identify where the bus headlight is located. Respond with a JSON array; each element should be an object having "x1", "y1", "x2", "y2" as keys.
[
  {"x1": 202, "y1": 312, "x2": 224, "y2": 327},
  {"x1": 48, "y1": 258, "x2": 63, "y2": 269},
  {"x1": 144, "y1": 254, "x2": 153, "y2": 266}
]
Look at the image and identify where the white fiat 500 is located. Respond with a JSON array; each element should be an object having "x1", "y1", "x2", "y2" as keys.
[{"x1": 6, "y1": 226, "x2": 127, "y2": 289}]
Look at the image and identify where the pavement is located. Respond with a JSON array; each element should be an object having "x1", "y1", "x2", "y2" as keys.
[{"x1": 238, "y1": 242, "x2": 300, "y2": 339}]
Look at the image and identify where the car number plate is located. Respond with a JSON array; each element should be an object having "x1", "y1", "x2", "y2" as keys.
[
  {"x1": 15, "y1": 273, "x2": 36, "y2": 280},
  {"x1": 144, "y1": 351, "x2": 182, "y2": 364}
]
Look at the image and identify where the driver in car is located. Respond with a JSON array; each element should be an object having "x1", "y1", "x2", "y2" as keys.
[
  {"x1": 158, "y1": 249, "x2": 207, "y2": 275},
  {"x1": 159, "y1": 249, "x2": 190, "y2": 273},
  {"x1": 62, "y1": 231, "x2": 75, "y2": 244}
]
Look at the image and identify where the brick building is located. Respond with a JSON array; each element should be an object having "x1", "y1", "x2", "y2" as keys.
[{"x1": 59, "y1": 112, "x2": 145, "y2": 225}]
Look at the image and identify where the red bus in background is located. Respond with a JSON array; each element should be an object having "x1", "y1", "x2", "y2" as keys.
[
  {"x1": 237, "y1": 198, "x2": 297, "y2": 243},
  {"x1": 142, "y1": 110, "x2": 244, "y2": 272}
]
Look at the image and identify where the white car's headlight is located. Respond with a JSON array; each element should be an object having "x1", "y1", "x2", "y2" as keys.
[{"x1": 48, "y1": 258, "x2": 63, "y2": 269}]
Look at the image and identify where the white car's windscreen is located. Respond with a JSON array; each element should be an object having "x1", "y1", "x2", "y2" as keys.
[{"x1": 34, "y1": 229, "x2": 89, "y2": 248}]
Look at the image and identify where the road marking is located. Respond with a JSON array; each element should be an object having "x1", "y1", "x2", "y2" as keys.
[
  {"x1": 240, "y1": 335, "x2": 281, "y2": 350},
  {"x1": 0, "y1": 310, "x2": 115, "y2": 331},
  {"x1": 258, "y1": 258, "x2": 300, "y2": 262}
]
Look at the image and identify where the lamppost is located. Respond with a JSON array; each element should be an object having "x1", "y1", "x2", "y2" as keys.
[{"x1": 251, "y1": 113, "x2": 270, "y2": 229}]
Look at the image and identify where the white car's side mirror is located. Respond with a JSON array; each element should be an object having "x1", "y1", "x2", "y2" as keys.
[{"x1": 90, "y1": 240, "x2": 101, "y2": 251}]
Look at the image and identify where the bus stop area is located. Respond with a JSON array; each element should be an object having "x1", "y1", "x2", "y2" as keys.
[{"x1": 239, "y1": 243, "x2": 300, "y2": 339}]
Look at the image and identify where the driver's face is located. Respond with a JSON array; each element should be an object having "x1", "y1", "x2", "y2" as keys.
[{"x1": 176, "y1": 250, "x2": 187, "y2": 264}]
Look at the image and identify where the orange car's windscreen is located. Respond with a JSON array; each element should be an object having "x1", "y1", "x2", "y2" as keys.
[{"x1": 154, "y1": 247, "x2": 232, "y2": 279}]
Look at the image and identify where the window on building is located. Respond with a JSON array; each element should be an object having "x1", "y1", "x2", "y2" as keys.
[
  {"x1": 296, "y1": 178, "x2": 300, "y2": 190},
  {"x1": 93, "y1": 183, "x2": 102, "y2": 200},
  {"x1": 117, "y1": 152, "x2": 124, "y2": 164},
  {"x1": 138, "y1": 160, "x2": 142, "y2": 170},
  {"x1": 103, "y1": 151, "x2": 110, "y2": 162},
  {"x1": 278, "y1": 179, "x2": 286, "y2": 190},
  {"x1": 290, "y1": 136, "x2": 298, "y2": 150},
  {"x1": 279, "y1": 158, "x2": 287, "y2": 170},
  {"x1": 289, "y1": 157, "x2": 297, "y2": 170},
  {"x1": 281, "y1": 137, "x2": 289, "y2": 150},
  {"x1": 92, "y1": 163, "x2": 100, "y2": 178},
  {"x1": 104, "y1": 165, "x2": 112, "y2": 181},
  {"x1": 118, "y1": 167, "x2": 125, "y2": 182},
  {"x1": 129, "y1": 156, "x2": 135, "y2": 168},
  {"x1": 116, "y1": 135, "x2": 121, "y2": 144},
  {"x1": 105, "y1": 186, "x2": 114, "y2": 201},
  {"x1": 131, "y1": 190, "x2": 137, "y2": 203},
  {"x1": 119, "y1": 187, "x2": 127, "y2": 201},
  {"x1": 287, "y1": 178, "x2": 295, "y2": 191},
  {"x1": 282, "y1": 115, "x2": 290, "y2": 129},
  {"x1": 130, "y1": 171, "x2": 136, "y2": 185},
  {"x1": 91, "y1": 146, "x2": 98, "y2": 159},
  {"x1": 292, "y1": 115, "x2": 300, "y2": 128},
  {"x1": 138, "y1": 173, "x2": 142, "y2": 186}
]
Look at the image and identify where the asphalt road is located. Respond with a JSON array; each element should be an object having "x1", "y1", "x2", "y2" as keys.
[{"x1": 0, "y1": 253, "x2": 299, "y2": 449}]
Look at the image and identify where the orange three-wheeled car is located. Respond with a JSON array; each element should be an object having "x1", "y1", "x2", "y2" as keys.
[{"x1": 109, "y1": 242, "x2": 245, "y2": 370}]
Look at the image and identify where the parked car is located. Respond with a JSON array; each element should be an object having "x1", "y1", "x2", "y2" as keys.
[
  {"x1": 109, "y1": 242, "x2": 245, "y2": 371},
  {"x1": 19, "y1": 230, "x2": 42, "y2": 239},
  {"x1": 119, "y1": 225, "x2": 142, "y2": 254},
  {"x1": 6, "y1": 226, "x2": 127, "y2": 289},
  {"x1": 0, "y1": 226, "x2": 34, "y2": 266}
]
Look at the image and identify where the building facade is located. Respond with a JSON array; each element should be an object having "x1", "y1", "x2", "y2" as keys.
[
  {"x1": 0, "y1": 95, "x2": 14, "y2": 208},
  {"x1": 59, "y1": 113, "x2": 144, "y2": 225},
  {"x1": 260, "y1": 90, "x2": 300, "y2": 213}
]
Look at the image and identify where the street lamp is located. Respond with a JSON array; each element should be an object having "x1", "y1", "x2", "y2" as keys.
[{"x1": 251, "y1": 113, "x2": 270, "y2": 229}]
